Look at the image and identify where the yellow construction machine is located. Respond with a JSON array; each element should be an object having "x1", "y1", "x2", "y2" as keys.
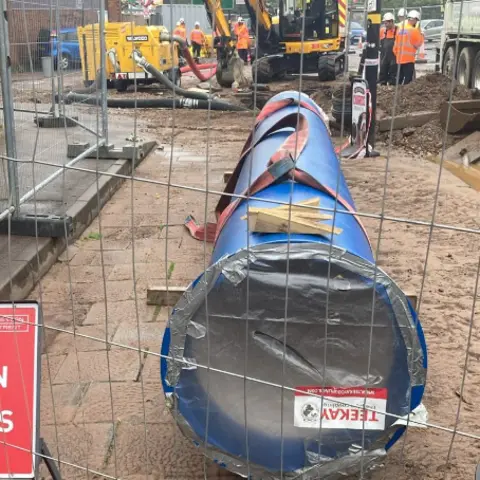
[
  {"x1": 202, "y1": 0, "x2": 239, "y2": 87},
  {"x1": 77, "y1": 22, "x2": 180, "y2": 92},
  {"x1": 246, "y1": 0, "x2": 348, "y2": 82},
  {"x1": 204, "y1": 0, "x2": 347, "y2": 83}
]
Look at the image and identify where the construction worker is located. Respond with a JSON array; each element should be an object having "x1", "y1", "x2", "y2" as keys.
[
  {"x1": 393, "y1": 10, "x2": 424, "y2": 85},
  {"x1": 190, "y1": 22, "x2": 205, "y2": 61},
  {"x1": 173, "y1": 18, "x2": 187, "y2": 41},
  {"x1": 396, "y1": 8, "x2": 406, "y2": 27},
  {"x1": 234, "y1": 17, "x2": 250, "y2": 64},
  {"x1": 379, "y1": 12, "x2": 397, "y2": 85}
]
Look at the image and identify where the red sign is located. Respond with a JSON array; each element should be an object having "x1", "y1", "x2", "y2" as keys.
[{"x1": 0, "y1": 303, "x2": 40, "y2": 479}]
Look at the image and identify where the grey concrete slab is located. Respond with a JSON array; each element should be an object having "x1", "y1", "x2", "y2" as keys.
[{"x1": 0, "y1": 103, "x2": 157, "y2": 301}]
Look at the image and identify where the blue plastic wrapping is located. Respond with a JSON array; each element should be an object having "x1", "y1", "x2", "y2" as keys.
[{"x1": 161, "y1": 91, "x2": 428, "y2": 479}]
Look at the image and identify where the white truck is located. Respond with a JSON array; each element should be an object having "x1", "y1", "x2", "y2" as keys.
[{"x1": 441, "y1": 0, "x2": 480, "y2": 88}]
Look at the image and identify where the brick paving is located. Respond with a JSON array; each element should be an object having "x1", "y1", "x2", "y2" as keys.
[{"x1": 34, "y1": 142, "x2": 238, "y2": 479}]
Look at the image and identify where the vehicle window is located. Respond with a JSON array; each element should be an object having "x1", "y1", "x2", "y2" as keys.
[
  {"x1": 349, "y1": 22, "x2": 363, "y2": 30},
  {"x1": 65, "y1": 32, "x2": 78, "y2": 42}
]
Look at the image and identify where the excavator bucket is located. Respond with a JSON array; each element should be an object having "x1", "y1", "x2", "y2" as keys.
[{"x1": 440, "y1": 99, "x2": 480, "y2": 134}]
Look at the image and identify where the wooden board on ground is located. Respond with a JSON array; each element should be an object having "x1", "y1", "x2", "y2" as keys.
[
  {"x1": 146, "y1": 284, "x2": 419, "y2": 310},
  {"x1": 146, "y1": 286, "x2": 185, "y2": 306},
  {"x1": 378, "y1": 111, "x2": 438, "y2": 132},
  {"x1": 443, "y1": 131, "x2": 480, "y2": 165}
]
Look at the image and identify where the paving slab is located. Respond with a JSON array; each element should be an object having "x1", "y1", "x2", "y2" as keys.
[{"x1": 0, "y1": 107, "x2": 157, "y2": 301}]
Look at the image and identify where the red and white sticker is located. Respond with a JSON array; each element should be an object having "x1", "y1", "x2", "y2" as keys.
[{"x1": 294, "y1": 386, "x2": 387, "y2": 430}]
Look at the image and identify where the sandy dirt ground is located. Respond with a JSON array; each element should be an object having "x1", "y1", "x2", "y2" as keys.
[{"x1": 16, "y1": 70, "x2": 480, "y2": 479}]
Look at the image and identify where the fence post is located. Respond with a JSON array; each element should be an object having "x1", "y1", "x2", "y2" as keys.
[
  {"x1": 99, "y1": 0, "x2": 108, "y2": 143},
  {"x1": 0, "y1": 0, "x2": 19, "y2": 216}
]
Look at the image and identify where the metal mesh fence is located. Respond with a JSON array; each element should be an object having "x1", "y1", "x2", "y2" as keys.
[{"x1": 0, "y1": 0, "x2": 480, "y2": 478}]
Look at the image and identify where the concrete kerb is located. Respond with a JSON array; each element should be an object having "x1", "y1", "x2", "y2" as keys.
[{"x1": 0, "y1": 142, "x2": 158, "y2": 301}]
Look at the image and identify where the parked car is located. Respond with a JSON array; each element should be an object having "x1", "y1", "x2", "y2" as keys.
[
  {"x1": 420, "y1": 19, "x2": 444, "y2": 42},
  {"x1": 37, "y1": 27, "x2": 81, "y2": 70},
  {"x1": 349, "y1": 21, "x2": 366, "y2": 46}
]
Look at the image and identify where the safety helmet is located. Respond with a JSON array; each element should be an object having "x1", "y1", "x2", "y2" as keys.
[
  {"x1": 195, "y1": 21, "x2": 200, "y2": 26},
  {"x1": 407, "y1": 10, "x2": 421, "y2": 20},
  {"x1": 179, "y1": 17, "x2": 185, "y2": 23},
  {"x1": 238, "y1": 16, "x2": 244, "y2": 22},
  {"x1": 383, "y1": 12, "x2": 394, "y2": 21},
  {"x1": 397, "y1": 8, "x2": 406, "y2": 17}
]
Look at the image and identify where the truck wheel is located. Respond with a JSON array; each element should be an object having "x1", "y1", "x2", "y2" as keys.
[
  {"x1": 251, "y1": 57, "x2": 273, "y2": 83},
  {"x1": 471, "y1": 50, "x2": 480, "y2": 90},
  {"x1": 442, "y1": 46, "x2": 456, "y2": 80},
  {"x1": 318, "y1": 55, "x2": 336, "y2": 81},
  {"x1": 458, "y1": 47, "x2": 475, "y2": 87},
  {"x1": 114, "y1": 79, "x2": 129, "y2": 92}
]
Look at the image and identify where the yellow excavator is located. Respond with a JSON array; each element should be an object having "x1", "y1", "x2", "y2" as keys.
[
  {"x1": 247, "y1": 0, "x2": 347, "y2": 82},
  {"x1": 203, "y1": 0, "x2": 238, "y2": 87},
  {"x1": 204, "y1": 0, "x2": 347, "y2": 84}
]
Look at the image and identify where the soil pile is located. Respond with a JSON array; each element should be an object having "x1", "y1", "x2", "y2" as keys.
[
  {"x1": 376, "y1": 73, "x2": 480, "y2": 154},
  {"x1": 376, "y1": 72, "x2": 476, "y2": 117}
]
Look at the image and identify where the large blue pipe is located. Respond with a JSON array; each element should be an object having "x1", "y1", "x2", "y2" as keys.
[{"x1": 161, "y1": 91, "x2": 427, "y2": 479}]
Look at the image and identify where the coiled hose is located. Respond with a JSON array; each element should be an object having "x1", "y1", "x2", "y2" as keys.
[
  {"x1": 60, "y1": 93, "x2": 247, "y2": 111},
  {"x1": 160, "y1": 33, "x2": 217, "y2": 82}
]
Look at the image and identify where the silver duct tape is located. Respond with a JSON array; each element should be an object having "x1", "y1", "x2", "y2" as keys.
[
  {"x1": 164, "y1": 242, "x2": 427, "y2": 478},
  {"x1": 172, "y1": 389, "x2": 390, "y2": 480},
  {"x1": 166, "y1": 242, "x2": 426, "y2": 388}
]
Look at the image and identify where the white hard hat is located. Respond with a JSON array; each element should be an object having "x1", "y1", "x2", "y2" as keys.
[
  {"x1": 398, "y1": 8, "x2": 406, "y2": 16},
  {"x1": 238, "y1": 17, "x2": 244, "y2": 22},
  {"x1": 383, "y1": 12, "x2": 394, "y2": 21},
  {"x1": 195, "y1": 21, "x2": 200, "y2": 26},
  {"x1": 179, "y1": 17, "x2": 185, "y2": 23},
  {"x1": 407, "y1": 10, "x2": 421, "y2": 20}
]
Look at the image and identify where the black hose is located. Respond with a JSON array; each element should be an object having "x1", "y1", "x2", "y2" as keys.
[
  {"x1": 59, "y1": 92, "x2": 248, "y2": 111},
  {"x1": 70, "y1": 69, "x2": 103, "y2": 94},
  {"x1": 133, "y1": 52, "x2": 214, "y2": 101}
]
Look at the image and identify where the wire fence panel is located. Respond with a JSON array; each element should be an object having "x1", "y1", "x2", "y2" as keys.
[{"x1": 0, "y1": 0, "x2": 480, "y2": 479}]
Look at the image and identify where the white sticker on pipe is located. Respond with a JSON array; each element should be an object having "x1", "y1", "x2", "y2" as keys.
[{"x1": 294, "y1": 386, "x2": 387, "y2": 430}]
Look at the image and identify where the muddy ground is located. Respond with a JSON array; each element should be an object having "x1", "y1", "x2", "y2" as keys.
[{"x1": 12, "y1": 69, "x2": 480, "y2": 479}]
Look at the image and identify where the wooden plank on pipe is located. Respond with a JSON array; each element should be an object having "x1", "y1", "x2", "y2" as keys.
[
  {"x1": 378, "y1": 111, "x2": 438, "y2": 132},
  {"x1": 147, "y1": 286, "x2": 186, "y2": 306}
]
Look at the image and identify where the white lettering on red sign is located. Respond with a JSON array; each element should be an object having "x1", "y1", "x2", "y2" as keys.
[
  {"x1": 294, "y1": 386, "x2": 387, "y2": 430},
  {"x1": 0, "y1": 304, "x2": 39, "y2": 478},
  {"x1": 0, "y1": 366, "x2": 7, "y2": 388}
]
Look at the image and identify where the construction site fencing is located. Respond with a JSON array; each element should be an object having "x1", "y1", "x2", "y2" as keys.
[
  {"x1": 0, "y1": 0, "x2": 479, "y2": 478},
  {"x1": 381, "y1": 4, "x2": 444, "y2": 20}
]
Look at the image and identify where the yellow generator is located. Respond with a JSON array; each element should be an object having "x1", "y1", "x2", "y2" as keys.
[{"x1": 77, "y1": 22, "x2": 180, "y2": 92}]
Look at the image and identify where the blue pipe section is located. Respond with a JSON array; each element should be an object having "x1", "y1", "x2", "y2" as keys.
[{"x1": 161, "y1": 91, "x2": 427, "y2": 477}]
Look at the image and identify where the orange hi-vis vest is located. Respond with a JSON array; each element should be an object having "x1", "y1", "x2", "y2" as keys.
[
  {"x1": 234, "y1": 23, "x2": 250, "y2": 50},
  {"x1": 173, "y1": 25, "x2": 187, "y2": 40},
  {"x1": 380, "y1": 25, "x2": 396, "y2": 40},
  {"x1": 393, "y1": 23, "x2": 423, "y2": 64},
  {"x1": 190, "y1": 28, "x2": 205, "y2": 44}
]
